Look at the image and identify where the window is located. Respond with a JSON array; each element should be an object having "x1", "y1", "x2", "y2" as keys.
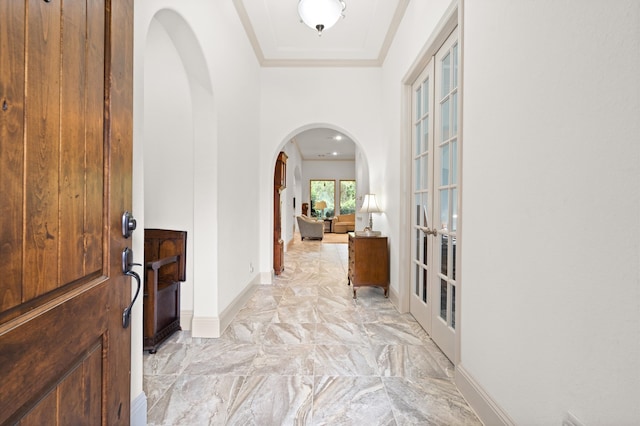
[
  {"x1": 339, "y1": 180, "x2": 356, "y2": 214},
  {"x1": 310, "y1": 180, "x2": 335, "y2": 219}
]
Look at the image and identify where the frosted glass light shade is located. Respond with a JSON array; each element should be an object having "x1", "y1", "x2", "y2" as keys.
[{"x1": 298, "y1": 0, "x2": 346, "y2": 35}]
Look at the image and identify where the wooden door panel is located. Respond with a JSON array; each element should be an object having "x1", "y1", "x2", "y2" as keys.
[
  {"x1": 17, "y1": 339, "x2": 102, "y2": 425},
  {"x1": 0, "y1": 0, "x2": 133, "y2": 423},
  {"x1": 0, "y1": 279, "x2": 109, "y2": 423},
  {"x1": 0, "y1": 0, "x2": 25, "y2": 311}
]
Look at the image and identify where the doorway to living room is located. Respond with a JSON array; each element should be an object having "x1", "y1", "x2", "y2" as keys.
[{"x1": 271, "y1": 125, "x2": 371, "y2": 273}]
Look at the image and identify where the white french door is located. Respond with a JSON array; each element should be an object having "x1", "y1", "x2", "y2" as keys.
[
  {"x1": 410, "y1": 28, "x2": 460, "y2": 362},
  {"x1": 410, "y1": 61, "x2": 435, "y2": 332}
]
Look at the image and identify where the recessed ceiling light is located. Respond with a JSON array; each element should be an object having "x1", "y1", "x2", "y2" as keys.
[
  {"x1": 334, "y1": 135, "x2": 343, "y2": 141},
  {"x1": 332, "y1": 152, "x2": 338, "y2": 156}
]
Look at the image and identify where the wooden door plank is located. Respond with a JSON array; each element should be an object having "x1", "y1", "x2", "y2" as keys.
[
  {"x1": 24, "y1": 0, "x2": 62, "y2": 299},
  {"x1": 85, "y1": 0, "x2": 106, "y2": 274},
  {"x1": 60, "y1": 0, "x2": 88, "y2": 284},
  {"x1": 0, "y1": 0, "x2": 25, "y2": 311}
]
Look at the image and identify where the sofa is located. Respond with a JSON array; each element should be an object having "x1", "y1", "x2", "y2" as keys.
[
  {"x1": 297, "y1": 215, "x2": 324, "y2": 240},
  {"x1": 332, "y1": 213, "x2": 355, "y2": 233}
]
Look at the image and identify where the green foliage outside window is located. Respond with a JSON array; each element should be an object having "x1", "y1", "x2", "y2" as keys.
[
  {"x1": 310, "y1": 179, "x2": 356, "y2": 218},
  {"x1": 340, "y1": 180, "x2": 356, "y2": 214},
  {"x1": 310, "y1": 180, "x2": 335, "y2": 219}
]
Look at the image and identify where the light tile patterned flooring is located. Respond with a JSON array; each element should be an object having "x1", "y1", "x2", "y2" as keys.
[{"x1": 144, "y1": 238, "x2": 481, "y2": 425}]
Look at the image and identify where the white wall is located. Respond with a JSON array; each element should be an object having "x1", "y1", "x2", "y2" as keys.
[
  {"x1": 131, "y1": 1, "x2": 640, "y2": 424},
  {"x1": 381, "y1": 0, "x2": 640, "y2": 423},
  {"x1": 132, "y1": 0, "x2": 261, "y2": 420},
  {"x1": 381, "y1": 0, "x2": 454, "y2": 304},
  {"x1": 460, "y1": 1, "x2": 640, "y2": 424},
  {"x1": 143, "y1": 17, "x2": 196, "y2": 315}
]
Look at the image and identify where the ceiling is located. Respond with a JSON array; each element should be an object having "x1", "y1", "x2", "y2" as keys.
[
  {"x1": 291, "y1": 128, "x2": 356, "y2": 161},
  {"x1": 233, "y1": 0, "x2": 409, "y2": 67},
  {"x1": 233, "y1": 0, "x2": 409, "y2": 161},
  {"x1": 233, "y1": 1, "x2": 408, "y2": 160}
]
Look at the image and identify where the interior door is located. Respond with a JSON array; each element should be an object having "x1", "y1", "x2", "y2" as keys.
[
  {"x1": 0, "y1": 0, "x2": 133, "y2": 424},
  {"x1": 410, "y1": 28, "x2": 459, "y2": 362},
  {"x1": 430, "y1": 29, "x2": 460, "y2": 361},
  {"x1": 410, "y1": 60, "x2": 435, "y2": 333}
]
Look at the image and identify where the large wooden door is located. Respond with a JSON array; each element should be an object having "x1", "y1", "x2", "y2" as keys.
[{"x1": 0, "y1": 0, "x2": 133, "y2": 424}]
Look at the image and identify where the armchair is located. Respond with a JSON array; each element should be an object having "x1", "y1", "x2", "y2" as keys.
[
  {"x1": 332, "y1": 213, "x2": 356, "y2": 234},
  {"x1": 297, "y1": 215, "x2": 324, "y2": 240}
]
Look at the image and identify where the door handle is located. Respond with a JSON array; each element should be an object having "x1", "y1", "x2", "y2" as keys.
[
  {"x1": 122, "y1": 247, "x2": 142, "y2": 328},
  {"x1": 425, "y1": 228, "x2": 438, "y2": 236}
]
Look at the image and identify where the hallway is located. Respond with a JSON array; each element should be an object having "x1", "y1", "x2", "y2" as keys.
[{"x1": 144, "y1": 238, "x2": 481, "y2": 425}]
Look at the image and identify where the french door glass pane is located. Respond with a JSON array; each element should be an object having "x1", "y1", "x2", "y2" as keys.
[
  {"x1": 415, "y1": 122, "x2": 421, "y2": 155},
  {"x1": 452, "y1": 236, "x2": 457, "y2": 281},
  {"x1": 451, "y1": 139, "x2": 458, "y2": 185},
  {"x1": 442, "y1": 53, "x2": 450, "y2": 94},
  {"x1": 423, "y1": 193, "x2": 430, "y2": 228},
  {"x1": 440, "y1": 279, "x2": 448, "y2": 320},
  {"x1": 452, "y1": 188, "x2": 458, "y2": 232},
  {"x1": 422, "y1": 154, "x2": 429, "y2": 189},
  {"x1": 441, "y1": 144, "x2": 449, "y2": 185},
  {"x1": 423, "y1": 268, "x2": 428, "y2": 303},
  {"x1": 441, "y1": 98, "x2": 450, "y2": 140},
  {"x1": 440, "y1": 189, "x2": 449, "y2": 230},
  {"x1": 422, "y1": 119, "x2": 429, "y2": 151},
  {"x1": 453, "y1": 43, "x2": 458, "y2": 87},
  {"x1": 452, "y1": 92, "x2": 458, "y2": 134},
  {"x1": 415, "y1": 158, "x2": 421, "y2": 190},
  {"x1": 423, "y1": 78, "x2": 430, "y2": 114},
  {"x1": 423, "y1": 230, "x2": 428, "y2": 266},
  {"x1": 451, "y1": 284, "x2": 456, "y2": 329},
  {"x1": 440, "y1": 234, "x2": 448, "y2": 275}
]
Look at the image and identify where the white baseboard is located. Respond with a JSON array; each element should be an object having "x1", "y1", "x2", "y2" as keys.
[
  {"x1": 387, "y1": 284, "x2": 400, "y2": 310},
  {"x1": 191, "y1": 316, "x2": 221, "y2": 338},
  {"x1": 130, "y1": 391, "x2": 147, "y2": 426},
  {"x1": 180, "y1": 310, "x2": 193, "y2": 330},
  {"x1": 456, "y1": 364, "x2": 516, "y2": 426},
  {"x1": 191, "y1": 278, "x2": 260, "y2": 338},
  {"x1": 259, "y1": 270, "x2": 272, "y2": 284},
  {"x1": 219, "y1": 282, "x2": 258, "y2": 333}
]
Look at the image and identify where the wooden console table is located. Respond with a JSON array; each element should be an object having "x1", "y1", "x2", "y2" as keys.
[
  {"x1": 347, "y1": 232, "x2": 389, "y2": 299},
  {"x1": 143, "y1": 229, "x2": 187, "y2": 353}
]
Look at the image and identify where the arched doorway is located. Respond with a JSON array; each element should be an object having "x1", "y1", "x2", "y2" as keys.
[{"x1": 271, "y1": 125, "x2": 372, "y2": 273}]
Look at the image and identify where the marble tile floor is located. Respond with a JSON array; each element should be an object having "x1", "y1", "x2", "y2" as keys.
[{"x1": 144, "y1": 239, "x2": 482, "y2": 425}]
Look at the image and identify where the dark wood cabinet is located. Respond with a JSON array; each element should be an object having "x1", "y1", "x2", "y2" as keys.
[
  {"x1": 273, "y1": 152, "x2": 287, "y2": 275},
  {"x1": 143, "y1": 229, "x2": 187, "y2": 353},
  {"x1": 348, "y1": 232, "x2": 389, "y2": 299}
]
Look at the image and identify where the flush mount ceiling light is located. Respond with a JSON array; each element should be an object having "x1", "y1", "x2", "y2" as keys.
[{"x1": 298, "y1": 0, "x2": 346, "y2": 36}]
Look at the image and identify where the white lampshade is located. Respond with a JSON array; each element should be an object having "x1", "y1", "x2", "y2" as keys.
[
  {"x1": 359, "y1": 194, "x2": 381, "y2": 232},
  {"x1": 298, "y1": 0, "x2": 346, "y2": 35},
  {"x1": 359, "y1": 194, "x2": 381, "y2": 213}
]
